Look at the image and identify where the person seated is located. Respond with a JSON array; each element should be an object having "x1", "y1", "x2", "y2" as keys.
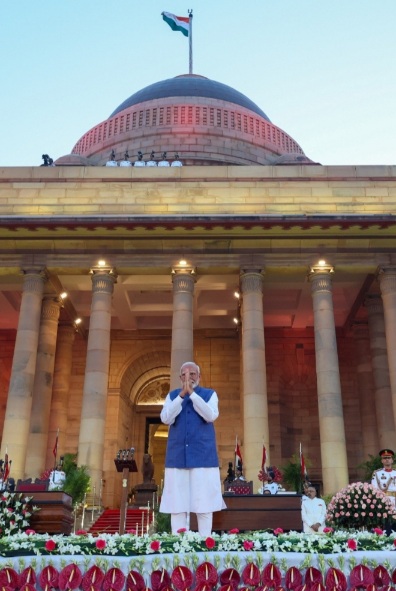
[
  {"x1": 258, "y1": 465, "x2": 282, "y2": 494},
  {"x1": 234, "y1": 468, "x2": 246, "y2": 481},
  {"x1": 261, "y1": 468, "x2": 280, "y2": 494},
  {"x1": 301, "y1": 485, "x2": 326, "y2": 533},
  {"x1": 48, "y1": 466, "x2": 66, "y2": 491}
]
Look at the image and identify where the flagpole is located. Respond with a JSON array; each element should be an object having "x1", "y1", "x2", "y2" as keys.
[{"x1": 188, "y1": 9, "x2": 193, "y2": 74}]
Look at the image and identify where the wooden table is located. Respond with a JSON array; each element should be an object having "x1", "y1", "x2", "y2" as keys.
[
  {"x1": 190, "y1": 493, "x2": 303, "y2": 532},
  {"x1": 27, "y1": 491, "x2": 74, "y2": 535}
]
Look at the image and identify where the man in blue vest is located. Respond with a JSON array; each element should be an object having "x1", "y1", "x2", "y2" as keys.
[{"x1": 159, "y1": 361, "x2": 225, "y2": 536}]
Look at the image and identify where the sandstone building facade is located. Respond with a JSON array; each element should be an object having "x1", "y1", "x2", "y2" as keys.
[{"x1": 1, "y1": 74, "x2": 395, "y2": 506}]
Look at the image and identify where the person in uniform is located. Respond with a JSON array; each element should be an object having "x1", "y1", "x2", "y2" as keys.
[
  {"x1": 301, "y1": 485, "x2": 326, "y2": 533},
  {"x1": 159, "y1": 361, "x2": 225, "y2": 536},
  {"x1": 263, "y1": 469, "x2": 280, "y2": 495},
  {"x1": 371, "y1": 449, "x2": 396, "y2": 505}
]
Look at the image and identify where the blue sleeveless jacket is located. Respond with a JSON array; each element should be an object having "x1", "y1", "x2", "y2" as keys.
[{"x1": 164, "y1": 386, "x2": 219, "y2": 468}]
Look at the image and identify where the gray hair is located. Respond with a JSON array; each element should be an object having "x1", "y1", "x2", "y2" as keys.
[{"x1": 180, "y1": 361, "x2": 200, "y2": 375}]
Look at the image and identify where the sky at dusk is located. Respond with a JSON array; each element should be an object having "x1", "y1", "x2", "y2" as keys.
[{"x1": 1, "y1": 0, "x2": 395, "y2": 167}]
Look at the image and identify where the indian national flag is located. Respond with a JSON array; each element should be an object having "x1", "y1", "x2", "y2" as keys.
[{"x1": 162, "y1": 12, "x2": 190, "y2": 37}]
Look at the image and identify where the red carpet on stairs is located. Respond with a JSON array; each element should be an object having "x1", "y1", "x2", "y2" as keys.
[{"x1": 88, "y1": 508, "x2": 153, "y2": 535}]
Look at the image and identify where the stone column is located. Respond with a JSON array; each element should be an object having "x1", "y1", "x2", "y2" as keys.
[
  {"x1": 170, "y1": 267, "x2": 195, "y2": 390},
  {"x1": 352, "y1": 323, "x2": 379, "y2": 457},
  {"x1": 365, "y1": 294, "x2": 396, "y2": 449},
  {"x1": 378, "y1": 267, "x2": 396, "y2": 430},
  {"x1": 240, "y1": 269, "x2": 269, "y2": 484},
  {"x1": 309, "y1": 265, "x2": 348, "y2": 494},
  {"x1": 78, "y1": 266, "x2": 117, "y2": 492},
  {"x1": 0, "y1": 269, "x2": 47, "y2": 478},
  {"x1": 46, "y1": 325, "x2": 76, "y2": 469},
  {"x1": 25, "y1": 296, "x2": 62, "y2": 477}
]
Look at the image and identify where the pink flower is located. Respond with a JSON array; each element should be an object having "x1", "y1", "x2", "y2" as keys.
[
  {"x1": 323, "y1": 527, "x2": 333, "y2": 534},
  {"x1": 373, "y1": 527, "x2": 384, "y2": 535},
  {"x1": 45, "y1": 539, "x2": 56, "y2": 552},
  {"x1": 347, "y1": 538, "x2": 357, "y2": 550},
  {"x1": 150, "y1": 540, "x2": 161, "y2": 551},
  {"x1": 127, "y1": 529, "x2": 137, "y2": 535},
  {"x1": 75, "y1": 529, "x2": 88, "y2": 536},
  {"x1": 228, "y1": 528, "x2": 239, "y2": 534},
  {"x1": 243, "y1": 540, "x2": 254, "y2": 550},
  {"x1": 177, "y1": 528, "x2": 187, "y2": 533},
  {"x1": 205, "y1": 537, "x2": 216, "y2": 549},
  {"x1": 273, "y1": 528, "x2": 283, "y2": 535},
  {"x1": 95, "y1": 538, "x2": 106, "y2": 550},
  {"x1": 25, "y1": 529, "x2": 36, "y2": 535}
]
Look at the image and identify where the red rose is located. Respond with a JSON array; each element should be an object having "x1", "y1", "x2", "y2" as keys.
[
  {"x1": 205, "y1": 537, "x2": 216, "y2": 549},
  {"x1": 127, "y1": 529, "x2": 137, "y2": 535},
  {"x1": 150, "y1": 540, "x2": 161, "y2": 551},
  {"x1": 25, "y1": 529, "x2": 36, "y2": 536},
  {"x1": 95, "y1": 538, "x2": 106, "y2": 550},
  {"x1": 373, "y1": 527, "x2": 384, "y2": 535},
  {"x1": 177, "y1": 528, "x2": 187, "y2": 533},
  {"x1": 45, "y1": 539, "x2": 56, "y2": 552},
  {"x1": 347, "y1": 538, "x2": 357, "y2": 550},
  {"x1": 323, "y1": 527, "x2": 333, "y2": 534},
  {"x1": 273, "y1": 528, "x2": 283, "y2": 535},
  {"x1": 243, "y1": 540, "x2": 254, "y2": 550},
  {"x1": 75, "y1": 529, "x2": 87, "y2": 536},
  {"x1": 228, "y1": 528, "x2": 239, "y2": 534}
]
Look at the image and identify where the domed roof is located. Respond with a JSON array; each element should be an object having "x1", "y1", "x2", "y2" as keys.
[{"x1": 110, "y1": 74, "x2": 270, "y2": 121}]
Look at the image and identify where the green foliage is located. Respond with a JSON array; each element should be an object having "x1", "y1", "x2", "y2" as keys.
[
  {"x1": 281, "y1": 454, "x2": 311, "y2": 493},
  {"x1": 357, "y1": 454, "x2": 383, "y2": 481},
  {"x1": 154, "y1": 511, "x2": 171, "y2": 533},
  {"x1": 61, "y1": 453, "x2": 90, "y2": 507}
]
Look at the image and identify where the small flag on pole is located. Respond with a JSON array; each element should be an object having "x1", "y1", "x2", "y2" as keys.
[
  {"x1": 261, "y1": 444, "x2": 267, "y2": 473},
  {"x1": 162, "y1": 12, "x2": 190, "y2": 37},
  {"x1": 3, "y1": 452, "x2": 10, "y2": 481},
  {"x1": 235, "y1": 437, "x2": 243, "y2": 473},
  {"x1": 300, "y1": 442, "x2": 308, "y2": 480},
  {"x1": 53, "y1": 429, "x2": 59, "y2": 458}
]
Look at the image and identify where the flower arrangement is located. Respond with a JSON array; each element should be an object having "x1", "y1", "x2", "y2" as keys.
[
  {"x1": 0, "y1": 492, "x2": 39, "y2": 537},
  {"x1": 2, "y1": 528, "x2": 396, "y2": 557},
  {"x1": 258, "y1": 465, "x2": 283, "y2": 483},
  {"x1": 326, "y1": 481, "x2": 396, "y2": 530}
]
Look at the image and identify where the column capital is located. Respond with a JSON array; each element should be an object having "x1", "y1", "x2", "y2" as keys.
[
  {"x1": 378, "y1": 266, "x2": 396, "y2": 296},
  {"x1": 21, "y1": 268, "x2": 48, "y2": 293},
  {"x1": 240, "y1": 270, "x2": 264, "y2": 294},
  {"x1": 309, "y1": 271, "x2": 333, "y2": 294},
  {"x1": 90, "y1": 267, "x2": 117, "y2": 294},
  {"x1": 364, "y1": 294, "x2": 383, "y2": 314},
  {"x1": 41, "y1": 296, "x2": 62, "y2": 323},
  {"x1": 172, "y1": 271, "x2": 195, "y2": 294}
]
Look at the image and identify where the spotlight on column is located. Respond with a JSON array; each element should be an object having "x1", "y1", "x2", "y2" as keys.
[
  {"x1": 233, "y1": 317, "x2": 239, "y2": 325},
  {"x1": 234, "y1": 290, "x2": 240, "y2": 299}
]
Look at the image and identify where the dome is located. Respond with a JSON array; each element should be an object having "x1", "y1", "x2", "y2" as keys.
[
  {"x1": 110, "y1": 74, "x2": 270, "y2": 121},
  {"x1": 58, "y1": 73, "x2": 311, "y2": 167}
]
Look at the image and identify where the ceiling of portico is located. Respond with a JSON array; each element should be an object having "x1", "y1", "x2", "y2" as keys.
[
  {"x1": 1, "y1": 211, "x2": 394, "y2": 334},
  {"x1": 0, "y1": 254, "x2": 382, "y2": 333}
]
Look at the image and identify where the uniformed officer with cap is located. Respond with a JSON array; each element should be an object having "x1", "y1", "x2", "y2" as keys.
[{"x1": 371, "y1": 449, "x2": 396, "y2": 505}]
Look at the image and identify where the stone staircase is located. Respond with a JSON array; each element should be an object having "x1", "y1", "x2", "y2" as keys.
[{"x1": 88, "y1": 508, "x2": 153, "y2": 535}]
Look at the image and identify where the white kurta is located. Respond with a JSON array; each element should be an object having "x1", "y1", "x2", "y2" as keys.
[
  {"x1": 159, "y1": 390, "x2": 225, "y2": 514},
  {"x1": 301, "y1": 496, "x2": 327, "y2": 533}
]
